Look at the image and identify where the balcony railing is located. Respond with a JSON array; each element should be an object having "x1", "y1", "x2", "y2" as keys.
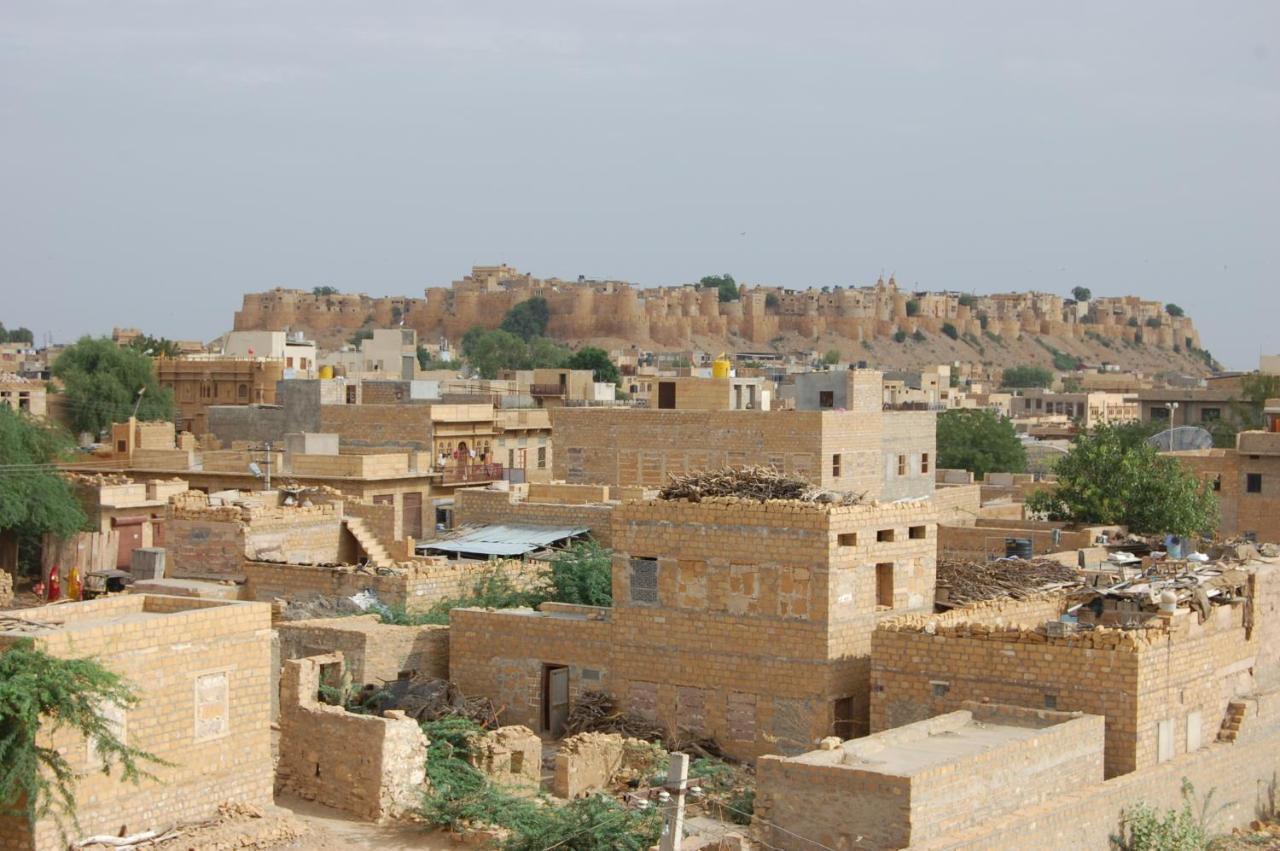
[
  {"x1": 441, "y1": 463, "x2": 505, "y2": 485},
  {"x1": 529, "y1": 384, "x2": 566, "y2": 397}
]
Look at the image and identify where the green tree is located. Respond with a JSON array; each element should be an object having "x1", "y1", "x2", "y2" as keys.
[
  {"x1": 937, "y1": 409, "x2": 1027, "y2": 478},
  {"x1": 1026, "y1": 423, "x2": 1218, "y2": 537},
  {"x1": 1071, "y1": 286, "x2": 1092, "y2": 302},
  {"x1": 312, "y1": 285, "x2": 339, "y2": 296},
  {"x1": 126, "y1": 334, "x2": 180, "y2": 359},
  {"x1": 905, "y1": 299, "x2": 920, "y2": 317},
  {"x1": 822, "y1": 349, "x2": 840, "y2": 366},
  {"x1": 0, "y1": 324, "x2": 34, "y2": 345},
  {"x1": 1145, "y1": 317, "x2": 1162, "y2": 329},
  {"x1": 764, "y1": 292, "x2": 780, "y2": 309},
  {"x1": 911, "y1": 329, "x2": 927, "y2": 343},
  {"x1": 1, "y1": 640, "x2": 164, "y2": 834},
  {"x1": 941, "y1": 322, "x2": 959, "y2": 340},
  {"x1": 0, "y1": 407, "x2": 88, "y2": 557},
  {"x1": 348, "y1": 327, "x2": 374, "y2": 347},
  {"x1": 1000, "y1": 365, "x2": 1054, "y2": 389},
  {"x1": 958, "y1": 294, "x2": 978, "y2": 308},
  {"x1": 500, "y1": 297, "x2": 551, "y2": 342},
  {"x1": 415, "y1": 345, "x2": 455, "y2": 372},
  {"x1": 52, "y1": 338, "x2": 174, "y2": 436},
  {"x1": 566, "y1": 347, "x2": 619, "y2": 384},
  {"x1": 1165, "y1": 303, "x2": 1184, "y2": 317},
  {"x1": 699, "y1": 274, "x2": 739, "y2": 303},
  {"x1": 526, "y1": 337, "x2": 572, "y2": 370},
  {"x1": 1052, "y1": 351, "x2": 1081, "y2": 371},
  {"x1": 546, "y1": 541, "x2": 613, "y2": 607},
  {"x1": 462, "y1": 329, "x2": 528, "y2": 379}
]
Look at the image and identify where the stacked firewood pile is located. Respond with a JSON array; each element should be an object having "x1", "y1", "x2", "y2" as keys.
[
  {"x1": 563, "y1": 690, "x2": 666, "y2": 741},
  {"x1": 659, "y1": 466, "x2": 863, "y2": 505},
  {"x1": 936, "y1": 558, "x2": 1081, "y2": 606}
]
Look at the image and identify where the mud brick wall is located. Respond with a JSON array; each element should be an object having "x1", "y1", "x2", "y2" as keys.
[
  {"x1": 453, "y1": 487, "x2": 617, "y2": 546},
  {"x1": 276, "y1": 654, "x2": 427, "y2": 821},
  {"x1": 277, "y1": 615, "x2": 449, "y2": 684},
  {"x1": 0, "y1": 596, "x2": 272, "y2": 851},
  {"x1": 756, "y1": 706, "x2": 1105, "y2": 850},
  {"x1": 165, "y1": 509, "x2": 343, "y2": 580},
  {"x1": 166, "y1": 517, "x2": 245, "y2": 579}
]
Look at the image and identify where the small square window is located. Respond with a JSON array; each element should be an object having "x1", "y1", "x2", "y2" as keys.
[
  {"x1": 909, "y1": 526, "x2": 927, "y2": 540},
  {"x1": 877, "y1": 529, "x2": 895, "y2": 543},
  {"x1": 837, "y1": 532, "x2": 857, "y2": 547},
  {"x1": 931, "y1": 681, "x2": 950, "y2": 698},
  {"x1": 1044, "y1": 694, "x2": 1058, "y2": 710},
  {"x1": 1246, "y1": 473, "x2": 1262, "y2": 494},
  {"x1": 819, "y1": 390, "x2": 835, "y2": 409}
]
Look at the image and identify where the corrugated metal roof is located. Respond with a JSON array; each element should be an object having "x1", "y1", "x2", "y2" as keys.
[{"x1": 417, "y1": 524, "x2": 589, "y2": 558}]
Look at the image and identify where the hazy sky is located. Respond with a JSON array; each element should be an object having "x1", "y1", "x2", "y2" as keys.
[{"x1": 2, "y1": 1, "x2": 1276, "y2": 368}]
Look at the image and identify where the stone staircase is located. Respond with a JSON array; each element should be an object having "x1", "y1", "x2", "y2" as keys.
[
  {"x1": 344, "y1": 517, "x2": 392, "y2": 565},
  {"x1": 1217, "y1": 700, "x2": 1249, "y2": 743}
]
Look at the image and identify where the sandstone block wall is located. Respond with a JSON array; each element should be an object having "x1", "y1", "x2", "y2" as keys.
[
  {"x1": 277, "y1": 615, "x2": 449, "y2": 685},
  {"x1": 756, "y1": 704, "x2": 1105, "y2": 851},
  {"x1": 0, "y1": 596, "x2": 273, "y2": 851},
  {"x1": 453, "y1": 487, "x2": 617, "y2": 547},
  {"x1": 276, "y1": 653, "x2": 428, "y2": 822},
  {"x1": 467, "y1": 726, "x2": 542, "y2": 792}
]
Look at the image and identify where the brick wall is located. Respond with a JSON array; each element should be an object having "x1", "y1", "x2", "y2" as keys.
[
  {"x1": 277, "y1": 615, "x2": 449, "y2": 684},
  {"x1": 453, "y1": 487, "x2": 617, "y2": 547},
  {"x1": 165, "y1": 504, "x2": 344, "y2": 580},
  {"x1": 931, "y1": 484, "x2": 982, "y2": 526},
  {"x1": 0, "y1": 596, "x2": 272, "y2": 851},
  {"x1": 276, "y1": 654, "x2": 427, "y2": 821},
  {"x1": 756, "y1": 704, "x2": 1105, "y2": 850}
]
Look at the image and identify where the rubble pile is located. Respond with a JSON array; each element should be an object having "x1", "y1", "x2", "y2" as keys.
[
  {"x1": 659, "y1": 465, "x2": 863, "y2": 505},
  {"x1": 937, "y1": 558, "x2": 1082, "y2": 605}
]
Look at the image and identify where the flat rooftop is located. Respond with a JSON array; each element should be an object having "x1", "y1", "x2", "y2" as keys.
[
  {"x1": 786, "y1": 705, "x2": 1080, "y2": 778},
  {"x1": 0, "y1": 594, "x2": 245, "y2": 639}
]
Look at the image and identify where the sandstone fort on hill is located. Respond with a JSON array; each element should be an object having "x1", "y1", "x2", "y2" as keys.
[{"x1": 234, "y1": 264, "x2": 1213, "y2": 374}]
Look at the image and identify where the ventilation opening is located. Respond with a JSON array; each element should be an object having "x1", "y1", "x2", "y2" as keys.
[
  {"x1": 838, "y1": 532, "x2": 857, "y2": 547},
  {"x1": 909, "y1": 526, "x2": 926, "y2": 540},
  {"x1": 877, "y1": 529, "x2": 895, "y2": 543}
]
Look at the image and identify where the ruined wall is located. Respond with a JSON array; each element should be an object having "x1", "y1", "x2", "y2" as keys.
[
  {"x1": 276, "y1": 654, "x2": 427, "y2": 821},
  {"x1": 165, "y1": 504, "x2": 343, "y2": 580},
  {"x1": 277, "y1": 615, "x2": 449, "y2": 685},
  {"x1": 0, "y1": 597, "x2": 273, "y2": 851}
]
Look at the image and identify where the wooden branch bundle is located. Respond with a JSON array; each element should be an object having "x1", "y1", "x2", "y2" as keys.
[
  {"x1": 659, "y1": 466, "x2": 863, "y2": 505},
  {"x1": 937, "y1": 558, "x2": 1081, "y2": 605},
  {"x1": 563, "y1": 690, "x2": 666, "y2": 742}
]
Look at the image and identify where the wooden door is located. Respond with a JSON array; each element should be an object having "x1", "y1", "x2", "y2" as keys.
[
  {"x1": 544, "y1": 665, "x2": 570, "y2": 737},
  {"x1": 113, "y1": 517, "x2": 145, "y2": 569},
  {"x1": 657, "y1": 381, "x2": 676, "y2": 409},
  {"x1": 402, "y1": 492, "x2": 423, "y2": 539}
]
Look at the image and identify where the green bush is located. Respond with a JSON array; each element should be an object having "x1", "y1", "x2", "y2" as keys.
[
  {"x1": 1001, "y1": 365, "x2": 1053, "y2": 389},
  {"x1": 911, "y1": 330, "x2": 927, "y2": 343},
  {"x1": 905, "y1": 299, "x2": 920, "y2": 317},
  {"x1": 941, "y1": 322, "x2": 959, "y2": 340},
  {"x1": 1112, "y1": 781, "x2": 1218, "y2": 851},
  {"x1": 893, "y1": 330, "x2": 907, "y2": 343},
  {"x1": 547, "y1": 541, "x2": 613, "y2": 607}
]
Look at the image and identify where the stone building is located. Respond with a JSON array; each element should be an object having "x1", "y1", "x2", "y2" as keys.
[
  {"x1": 0, "y1": 595, "x2": 273, "y2": 851},
  {"x1": 450, "y1": 495, "x2": 937, "y2": 759},
  {"x1": 0, "y1": 373, "x2": 45, "y2": 417},
  {"x1": 155, "y1": 356, "x2": 284, "y2": 436},
  {"x1": 1169, "y1": 398, "x2": 1280, "y2": 543},
  {"x1": 550, "y1": 370, "x2": 935, "y2": 501},
  {"x1": 1008, "y1": 388, "x2": 1139, "y2": 428}
]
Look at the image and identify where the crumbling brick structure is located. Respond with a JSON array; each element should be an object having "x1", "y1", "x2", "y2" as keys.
[
  {"x1": 0, "y1": 595, "x2": 273, "y2": 851},
  {"x1": 277, "y1": 615, "x2": 449, "y2": 685},
  {"x1": 465, "y1": 726, "x2": 542, "y2": 792},
  {"x1": 451, "y1": 495, "x2": 937, "y2": 759},
  {"x1": 275, "y1": 653, "x2": 428, "y2": 822}
]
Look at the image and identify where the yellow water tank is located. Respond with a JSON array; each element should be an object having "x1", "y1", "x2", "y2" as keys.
[
  {"x1": 318, "y1": 365, "x2": 334, "y2": 379},
  {"x1": 712, "y1": 354, "x2": 732, "y2": 379}
]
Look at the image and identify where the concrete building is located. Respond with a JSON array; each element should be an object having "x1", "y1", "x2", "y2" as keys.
[
  {"x1": 0, "y1": 373, "x2": 45, "y2": 417},
  {"x1": 1008, "y1": 389, "x2": 1139, "y2": 429},
  {"x1": 0, "y1": 595, "x2": 273, "y2": 851},
  {"x1": 499, "y1": 368, "x2": 617, "y2": 408},
  {"x1": 321, "y1": 328, "x2": 419, "y2": 380},
  {"x1": 450, "y1": 494, "x2": 938, "y2": 759},
  {"x1": 1136, "y1": 387, "x2": 1244, "y2": 430},
  {"x1": 222, "y1": 330, "x2": 317, "y2": 378}
]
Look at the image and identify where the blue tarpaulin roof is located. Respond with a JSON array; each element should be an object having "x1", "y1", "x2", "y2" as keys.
[{"x1": 416, "y1": 524, "x2": 589, "y2": 558}]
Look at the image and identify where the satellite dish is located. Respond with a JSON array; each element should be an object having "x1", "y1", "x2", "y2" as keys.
[
  {"x1": 1148, "y1": 426, "x2": 1214, "y2": 452},
  {"x1": 249, "y1": 462, "x2": 263, "y2": 478}
]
